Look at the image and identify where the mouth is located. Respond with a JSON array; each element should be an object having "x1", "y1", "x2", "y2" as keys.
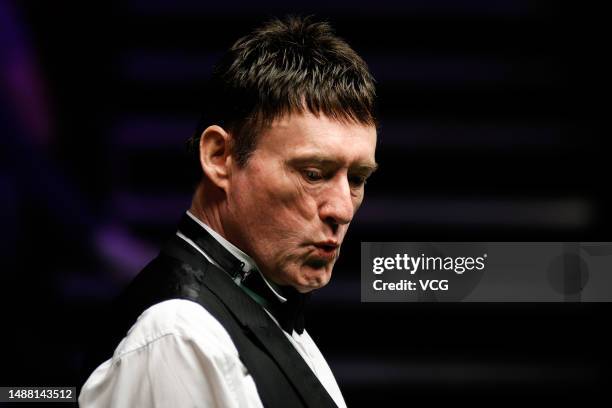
[{"x1": 311, "y1": 241, "x2": 339, "y2": 261}]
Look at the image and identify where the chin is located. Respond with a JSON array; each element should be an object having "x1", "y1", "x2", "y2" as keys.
[{"x1": 293, "y1": 263, "x2": 333, "y2": 293}]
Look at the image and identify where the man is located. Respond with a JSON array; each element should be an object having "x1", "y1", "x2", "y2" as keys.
[{"x1": 79, "y1": 16, "x2": 377, "y2": 408}]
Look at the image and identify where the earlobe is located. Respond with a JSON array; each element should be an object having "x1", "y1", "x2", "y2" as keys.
[{"x1": 199, "y1": 125, "x2": 232, "y2": 191}]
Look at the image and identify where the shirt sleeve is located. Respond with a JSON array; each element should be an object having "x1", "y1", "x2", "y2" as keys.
[{"x1": 79, "y1": 299, "x2": 264, "y2": 408}]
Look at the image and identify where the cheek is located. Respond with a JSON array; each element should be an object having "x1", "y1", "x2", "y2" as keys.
[
  {"x1": 248, "y1": 164, "x2": 316, "y2": 222},
  {"x1": 231, "y1": 165, "x2": 316, "y2": 249},
  {"x1": 352, "y1": 194, "x2": 364, "y2": 215}
]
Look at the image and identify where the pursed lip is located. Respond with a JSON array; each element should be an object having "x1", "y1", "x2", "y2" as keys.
[
  {"x1": 313, "y1": 240, "x2": 339, "y2": 250},
  {"x1": 311, "y1": 241, "x2": 340, "y2": 260}
]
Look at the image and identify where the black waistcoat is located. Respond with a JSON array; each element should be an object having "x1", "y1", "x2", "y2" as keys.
[{"x1": 91, "y1": 234, "x2": 339, "y2": 408}]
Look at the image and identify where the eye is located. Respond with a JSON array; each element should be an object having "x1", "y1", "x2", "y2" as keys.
[
  {"x1": 348, "y1": 174, "x2": 367, "y2": 187},
  {"x1": 303, "y1": 169, "x2": 323, "y2": 182}
]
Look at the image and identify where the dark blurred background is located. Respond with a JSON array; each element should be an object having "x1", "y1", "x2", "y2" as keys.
[{"x1": 1, "y1": 0, "x2": 608, "y2": 406}]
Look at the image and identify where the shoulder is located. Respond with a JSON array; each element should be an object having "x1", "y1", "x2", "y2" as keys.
[
  {"x1": 80, "y1": 299, "x2": 261, "y2": 407},
  {"x1": 113, "y1": 298, "x2": 239, "y2": 360}
]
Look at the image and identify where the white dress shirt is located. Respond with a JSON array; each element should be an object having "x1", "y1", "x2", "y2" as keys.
[{"x1": 79, "y1": 212, "x2": 347, "y2": 408}]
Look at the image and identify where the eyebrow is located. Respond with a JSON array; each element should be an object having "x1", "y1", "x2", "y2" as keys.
[
  {"x1": 287, "y1": 156, "x2": 379, "y2": 174},
  {"x1": 355, "y1": 162, "x2": 379, "y2": 174}
]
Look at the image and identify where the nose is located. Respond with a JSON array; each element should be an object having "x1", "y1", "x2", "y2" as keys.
[{"x1": 318, "y1": 174, "x2": 355, "y2": 229}]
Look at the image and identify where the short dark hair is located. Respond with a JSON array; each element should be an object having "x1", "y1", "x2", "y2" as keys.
[{"x1": 188, "y1": 15, "x2": 377, "y2": 180}]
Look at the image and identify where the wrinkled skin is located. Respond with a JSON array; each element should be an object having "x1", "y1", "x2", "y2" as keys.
[{"x1": 221, "y1": 112, "x2": 377, "y2": 293}]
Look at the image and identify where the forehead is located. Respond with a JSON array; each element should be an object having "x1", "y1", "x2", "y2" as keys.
[{"x1": 255, "y1": 111, "x2": 377, "y2": 165}]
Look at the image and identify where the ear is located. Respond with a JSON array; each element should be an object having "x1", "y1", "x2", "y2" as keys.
[{"x1": 198, "y1": 125, "x2": 233, "y2": 192}]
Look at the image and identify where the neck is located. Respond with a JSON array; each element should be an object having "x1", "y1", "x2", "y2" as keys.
[{"x1": 189, "y1": 181, "x2": 228, "y2": 239}]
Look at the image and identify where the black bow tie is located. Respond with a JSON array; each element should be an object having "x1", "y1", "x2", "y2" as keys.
[
  {"x1": 178, "y1": 213, "x2": 309, "y2": 334},
  {"x1": 241, "y1": 271, "x2": 310, "y2": 334}
]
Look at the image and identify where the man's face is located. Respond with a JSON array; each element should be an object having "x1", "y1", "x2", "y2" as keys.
[{"x1": 223, "y1": 111, "x2": 377, "y2": 293}]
